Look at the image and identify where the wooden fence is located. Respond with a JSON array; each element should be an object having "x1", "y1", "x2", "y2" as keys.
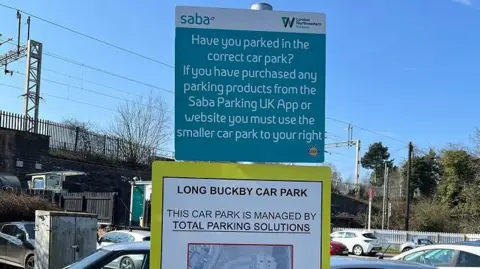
[
  {"x1": 2, "y1": 188, "x2": 127, "y2": 225},
  {"x1": 61, "y1": 192, "x2": 119, "y2": 224}
]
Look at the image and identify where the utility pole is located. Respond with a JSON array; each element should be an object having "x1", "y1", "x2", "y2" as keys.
[
  {"x1": 354, "y1": 140, "x2": 361, "y2": 199},
  {"x1": 387, "y1": 201, "x2": 391, "y2": 230},
  {"x1": 381, "y1": 162, "x2": 389, "y2": 229},
  {"x1": 367, "y1": 188, "x2": 374, "y2": 230},
  {"x1": 404, "y1": 142, "x2": 413, "y2": 231}
]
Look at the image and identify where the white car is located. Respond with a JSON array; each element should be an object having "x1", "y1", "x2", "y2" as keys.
[
  {"x1": 330, "y1": 230, "x2": 382, "y2": 256},
  {"x1": 98, "y1": 230, "x2": 150, "y2": 249},
  {"x1": 331, "y1": 256, "x2": 435, "y2": 269},
  {"x1": 97, "y1": 230, "x2": 150, "y2": 269},
  {"x1": 391, "y1": 244, "x2": 480, "y2": 268}
]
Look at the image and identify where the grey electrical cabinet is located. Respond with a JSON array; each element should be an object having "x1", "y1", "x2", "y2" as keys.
[{"x1": 35, "y1": 210, "x2": 98, "y2": 269}]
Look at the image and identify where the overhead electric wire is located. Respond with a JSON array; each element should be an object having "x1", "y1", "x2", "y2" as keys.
[
  {"x1": 0, "y1": 38, "x2": 172, "y2": 94},
  {"x1": 12, "y1": 58, "x2": 146, "y2": 99},
  {"x1": 44, "y1": 52, "x2": 173, "y2": 94},
  {"x1": 0, "y1": 82, "x2": 116, "y2": 111},
  {"x1": 15, "y1": 70, "x2": 138, "y2": 103},
  {"x1": 0, "y1": 3, "x2": 174, "y2": 69}
]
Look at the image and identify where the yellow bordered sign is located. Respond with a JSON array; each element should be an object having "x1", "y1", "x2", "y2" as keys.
[{"x1": 151, "y1": 161, "x2": 331, "y2": 269}]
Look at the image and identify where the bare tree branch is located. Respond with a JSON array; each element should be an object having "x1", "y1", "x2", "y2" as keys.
[
  {"x1": 109, "y1": 93, "x2": 171, "y2": 167},
  {"x1": 471, "y1": 127, "x2": 480, "y2": 155}
]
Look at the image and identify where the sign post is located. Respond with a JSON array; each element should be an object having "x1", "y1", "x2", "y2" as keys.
[
  {"x1": 174, "y1": 6, "x2": 326, "y2": 163},
  {"x1": 150, "y1": 161, "x2": 331, "y2": 269}
]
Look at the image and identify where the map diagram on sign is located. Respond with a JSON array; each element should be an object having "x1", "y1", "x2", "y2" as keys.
[{"x1": 187, "y1": 243, "x2": 293, "y2": 269}]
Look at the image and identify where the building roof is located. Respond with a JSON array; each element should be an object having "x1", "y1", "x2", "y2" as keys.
[
  {"x1": 0, "y1": 173, "x2": 21, "y2": 188},
  {"x1": 26, "y1": 171, "x2": 86, "y2": 177}
]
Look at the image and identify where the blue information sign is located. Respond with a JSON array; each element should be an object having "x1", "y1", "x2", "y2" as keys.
[{"x1": 175, "y1": 6, "x2": 326, "y2": 163}]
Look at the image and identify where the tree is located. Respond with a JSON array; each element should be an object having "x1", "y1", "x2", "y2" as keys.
[
  {"x1": 471, "y1": 127, "x2": 480, "y2": 155},
  {"x1": 437, "y1": 149, "x2": 477, "y2": 206},
  {"x1": 62, "y1": 118, "x2": 97, "y2": 154},
  {"x1": 328, "y1": 164, "x2": 343, "y2": 194},
  {"x1": 109, "y1": 93, "x2": 170, "y2": 168},
  {"x1": 361, "y1": 142, "x2": 393, "y2": 186},
  {"x1": 402, "y1": 149, "x2": 441, "y2": 198}
]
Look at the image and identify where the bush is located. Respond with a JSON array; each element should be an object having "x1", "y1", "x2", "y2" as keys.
[{"x1": 0, "y1": 191, "x2": 59, "y2": 222}]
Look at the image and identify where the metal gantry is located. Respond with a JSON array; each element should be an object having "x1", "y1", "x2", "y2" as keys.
[
  {"x1": 22, "y1": 40, "x2": 43, "y2": 133},
  {"x1": 325, "y1": 140, "x2": 361, "y2": 199},
  {"x1": 0, "y1": 45, "x2": 27, "y2": 69}
]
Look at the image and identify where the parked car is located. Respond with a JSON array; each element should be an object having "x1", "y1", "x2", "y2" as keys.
[
  {"x1": 331, "y1": 241, "x2": 349, "y2": 256},
  {"x1": 97, "y1": 229, "x2": 150, "y2": 269},
  {"x1": 98, "y1": 229, "x2": 151, "y2": 248},
  {"x1": 331, "y1": 256, "x2": 435, "y2": 269},
  {"x1": 400, "y1": 237, "x2": 435, "y2": 252},
  {"x1": 392, "y1": 244, "x2": 480, "y2": 268},
  {"x1": 0, "y1": 221, "x2": 35, "y2": 269},
  {"x1": 331, "y1": 230, "x2": 382, "y2": 256},
  {"x1": 63, "y1": 242, "x2": 150, "y2": 269}
]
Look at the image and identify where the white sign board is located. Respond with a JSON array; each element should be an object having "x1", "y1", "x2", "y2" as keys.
[{"x1": 161, "y1": 177, "x2": 323, "y2": 269}]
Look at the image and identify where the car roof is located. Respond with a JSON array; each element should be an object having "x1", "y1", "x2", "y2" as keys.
[
  {"x1": 119, "y1": 230, "x2": 150, "y2": 235},
  {"x1": 393, "y1": 244, "x2": 480, "y2": 259},
  {"x1": 0, "y1": 221, "x2": 34, "y2": 226},
  {"x1": 332, "y1": 230, "x2": 371, "y2": 234},
  {"x1": 331, "y1": 256, "x2": 434, "y2": 269},
  {"x1": 106, "y1": 230, "x2": 151, "y2": 236},
  {"x1": 455, "y1": 240, "x2": 480, "y2": 246},
  {"x1": 101, "y1": 241, "x2": 150, "y2": 251}
]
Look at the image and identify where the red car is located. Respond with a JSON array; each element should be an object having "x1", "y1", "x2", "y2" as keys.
[{"x1": 330, "y1": 241, "x2": 349, "y2": 256}]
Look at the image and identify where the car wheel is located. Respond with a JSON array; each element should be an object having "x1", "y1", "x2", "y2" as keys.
[
  {"x1": 402, "y1": 247, "x2": 412, "y2": 253},
  {"x1": 25, "y1": 255, "x2": 34, "y2": 269},
  {"x1": 353, "y1": 245, "x2": 364, "y2": 256},
  {"x1": 119, "y1": 256, "x2": 136, "y2": 269}
]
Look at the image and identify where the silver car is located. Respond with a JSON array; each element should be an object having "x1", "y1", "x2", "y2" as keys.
[
  {"x1": 0, "y1": 221, "x2": 36, "y2": 269},
  {"x1": 400, "y1": 237, "x2": 435, "y2": 253},
  {"x1": 331, "y1": 256, "x2": 436, "y2": 269},
  {"x1": 63, "y1": 242, "x2": 149, "y2": 269}
]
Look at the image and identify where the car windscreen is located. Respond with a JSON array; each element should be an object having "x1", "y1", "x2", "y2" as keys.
[
  {"x1": 24, "y1": 224, "x2": 35, "y2": 239},
  {"x1": 66, "y1": 249, "x2": 111, "y2": 269},
  {"x1": 362, "y1": 233, "x2": 377, "y2": 239}
]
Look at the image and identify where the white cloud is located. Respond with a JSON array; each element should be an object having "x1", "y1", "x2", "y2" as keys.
[{"x1": 453, "y1": 0, "x2": 473, "y2": 6}]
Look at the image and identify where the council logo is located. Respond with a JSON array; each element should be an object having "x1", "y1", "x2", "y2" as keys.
[
  {"x1": 282, "y1": 16, "x2": 295, "y2": 28},
  {"x1": 308, "y1": 146, "x2": 319, "y2": 157},
  {"x1": 282, "y1": 16, "x2": 322, "y2": 30}
]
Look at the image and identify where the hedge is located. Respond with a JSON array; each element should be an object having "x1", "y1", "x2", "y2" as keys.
[{"x1": 0, "y1": 191, "x2": 58, "y2": 222}]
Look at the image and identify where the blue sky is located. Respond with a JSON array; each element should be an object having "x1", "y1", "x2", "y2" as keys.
[{"x1": 0, "y1": 0, "x2": 479, "y2": 180}]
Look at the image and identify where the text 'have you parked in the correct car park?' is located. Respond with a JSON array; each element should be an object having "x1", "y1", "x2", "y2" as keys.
[{"x1": 177, "y1": 34, "x2": 322, "y2": 144}]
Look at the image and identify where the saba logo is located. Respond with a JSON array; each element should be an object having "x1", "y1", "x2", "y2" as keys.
[
  {"x1": 282, "y1": 17, "x2": 295, "y2": 28},
  {"x1": 180, "y1": 13, "x2": 214, "y2": 25}
]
